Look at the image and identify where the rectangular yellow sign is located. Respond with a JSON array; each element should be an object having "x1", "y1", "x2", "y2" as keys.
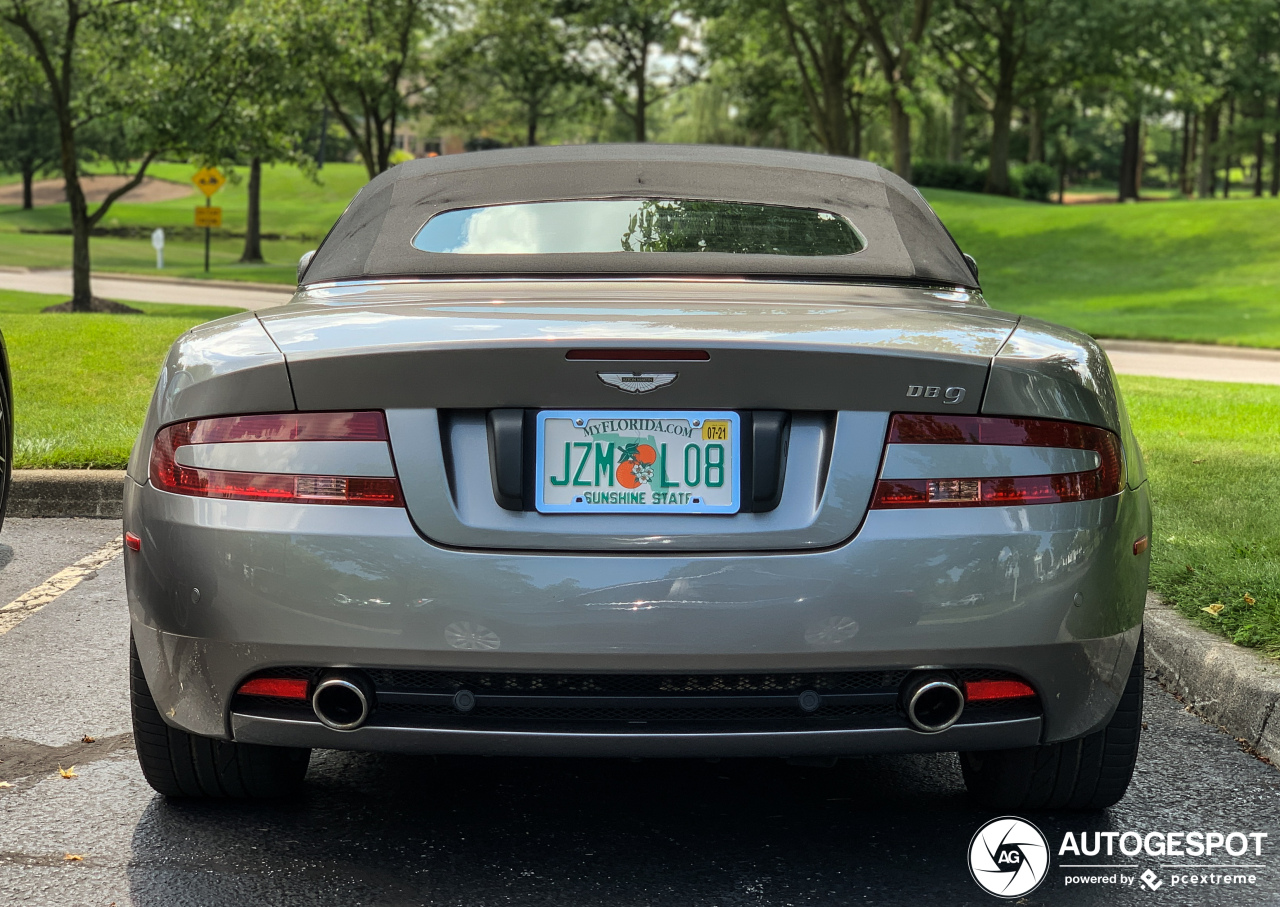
[{"x1": 194, "y1": 206, "x2": 223, "y2": 228}]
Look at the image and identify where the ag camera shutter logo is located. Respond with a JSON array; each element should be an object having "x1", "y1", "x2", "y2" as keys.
[{"x1": 969, "y1": 816, "x2": 1050, "y2": 898}]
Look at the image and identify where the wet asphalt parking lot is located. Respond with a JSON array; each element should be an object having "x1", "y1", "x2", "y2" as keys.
[{"x1": 2, "y1": 518, "x2": 1278, "y2": 907}]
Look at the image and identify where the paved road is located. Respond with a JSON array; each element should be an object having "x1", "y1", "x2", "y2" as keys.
[
  {"x1": 0, "y1": 268, "x2": 292, "y2": 311},
  {"x1": 1100, "y1": 339, "x2": 1280, "y2": 387},
  {"x1": 2, "y1": 518, "x2": 1278, "y2": 906}
]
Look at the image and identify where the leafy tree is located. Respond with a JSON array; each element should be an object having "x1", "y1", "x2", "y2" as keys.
[
  {"x1": 849, "y1": 0, "x2": 934, "y2": 179},
  {"x1": 285, "y1": 0, "x2": 444, "y2": 180},
  {"x1": 1, "y1": 0, "x2": 254, "y2": 311},
  {"x1": 564, "y1": 0, "x2": 695, "y2": 142},
  {"x1": 187, "y1": 6, "x2": 319, "y2": 264},
  {"x1": 708, "y1": 0, "x2": 872, "y2": 157},
  {"x1": 0, "y1": 31, "x2": 57, "y2": 209},
  {"x1": 932, "y1": 0, "x2": 1087, "y2": 194},
  {"x1": 475, "y1": 0, "x2": 581, "y2": 146}
]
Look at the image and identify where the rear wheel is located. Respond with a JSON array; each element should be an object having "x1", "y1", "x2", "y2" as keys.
[
  {"x1": 130, "y1": 635, "x2": 310, "y2": 798},
  {"x1": 961, "y1": 632, "x2": 1144, "y2": 810},
  {"x1": 0, "y1": 351, "x2": 11, "y2": 530}
]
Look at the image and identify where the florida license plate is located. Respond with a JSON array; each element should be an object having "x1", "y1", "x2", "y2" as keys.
[{"x1": 535, "y1": 410, "x2": 741, "y2": 514}]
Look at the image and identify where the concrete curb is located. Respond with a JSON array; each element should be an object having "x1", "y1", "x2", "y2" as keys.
[
  {"x1": 9, "y1": 469, "x2": 126, "y2": 519},
  {"x1": 1143, "y1": 591, "x2": 1280, "y2": 764}
]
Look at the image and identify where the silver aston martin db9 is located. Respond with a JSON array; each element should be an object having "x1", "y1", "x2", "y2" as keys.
[{"x1": 124, "y1": 146, "x2": 1150, "y2": 808}]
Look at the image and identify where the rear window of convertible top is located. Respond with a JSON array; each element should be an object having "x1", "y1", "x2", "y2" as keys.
[{"x1": 411, "y1": 198, "x2": 865, "y2": 256}]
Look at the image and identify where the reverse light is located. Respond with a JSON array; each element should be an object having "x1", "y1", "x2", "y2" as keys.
[
  {"x1": 149, "y1": 411, "x2": 404, "y2": 506},
  {"x1": 236, "y1": 677, "x2": 310, "y2": 700},
  {"x1": 871, "y1": 414, "x2": 1123, "y2": 509},
  {"x1": 964, "y1": 679, "x2": 1037, "y2": 702}
]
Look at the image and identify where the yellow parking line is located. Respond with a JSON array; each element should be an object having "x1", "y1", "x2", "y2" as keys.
[{"x1": 0, "y1": 538, "x2": 124, "y2": 636}]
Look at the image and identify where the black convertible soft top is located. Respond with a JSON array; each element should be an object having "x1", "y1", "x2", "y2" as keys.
[{"x1": 301, "y1": 144, "x2": 978, "y2": 288}]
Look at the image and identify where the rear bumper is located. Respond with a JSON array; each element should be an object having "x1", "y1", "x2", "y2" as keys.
[
  {"x1": 124, "y1": 477, "x2": 1151, "y2": 751},
  {"x1": 230, "y1": 712, "x2": 1042, "y2": 758}
]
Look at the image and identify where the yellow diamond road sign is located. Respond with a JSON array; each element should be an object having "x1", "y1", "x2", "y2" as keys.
[{"x1": 192, "y1": 166, "x2": 226, "y2": 198}]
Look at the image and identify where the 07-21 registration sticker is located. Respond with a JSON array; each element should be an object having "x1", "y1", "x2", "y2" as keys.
[{"x1": 534, "y1": 410, "x2": 741, "y2": 514}]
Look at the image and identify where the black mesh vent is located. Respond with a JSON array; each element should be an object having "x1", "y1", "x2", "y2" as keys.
[{"x1": 365, "y1": 669, "x2": 912, "y2": 696}]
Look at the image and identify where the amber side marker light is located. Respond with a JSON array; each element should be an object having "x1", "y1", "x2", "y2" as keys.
[
  {"x1": 964, "y1": 679, "x2": 1037, "y2": 702},
  {"x1": 236, "y1": 677, "x2": 310, "y2": 700},
  {"x1": 1134, "y1": 536, "x2": 1150, "y2": 555}
]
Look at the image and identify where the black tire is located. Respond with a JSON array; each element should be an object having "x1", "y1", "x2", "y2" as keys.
[
  {"x1": 130, "y1": 635, "x2": 311, "y2": 798},
  {"x1": 961, "y1": 631, "x2": 1144, "y2": 810},
  {"x1": 0, "y1": 335, "x2": 12, "y2": 532}
]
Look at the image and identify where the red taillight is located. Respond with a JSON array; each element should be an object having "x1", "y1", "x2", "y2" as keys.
[
  {"x1": 236, "y1": 677, "x2": 310, "y2": 700},
  {"x1": 871, "y1": 414, "x2": 1123, "y2": 509},
  {"x1": 124, "y1": 532, "x2": 141, "y2": 552},
  {"x1": 964, "y1": 679, "x2": 1037, "y2": 702},
  {"x1": 149, "y1": 411, "x2": 404, "y2": 507}
]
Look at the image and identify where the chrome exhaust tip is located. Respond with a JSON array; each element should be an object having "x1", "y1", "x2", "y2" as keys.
[
  {"x1": 902, "y1": 673, "x2": 965, "y2": 734},
  {"x1": 312, "y1": 672, "x2": 373, "y2": 731}
]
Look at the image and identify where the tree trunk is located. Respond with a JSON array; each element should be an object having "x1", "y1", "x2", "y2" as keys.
[
  {"x1": 1027, "y1": 99, "x2": 1046, "y2": 164},
  {"x1": 1223, "y1": 96, "x2": 1235, "y2": 198},
  {"x1": 1255, "y1": 127, "x2": 1265, "y2": 197},
  {"x1": 1057, "y1": 148, "x2": 1067, "y2": 203},
  {"x1": 21, "y1": 163, "x2": 34, "y2": 210},
  {"x1": 1179, "y1": 110, "x2": 1195, "y2": 196},
  {"x1": 948, "y1": 92, "x2": 966, "y2": 163},
  {"x1": 986, "y1": 96, "x2": 1013, "y2": 194},
  {"x1": 1118, "y1": 118, "x2": 1140, "y2": 201},
  {"x1": 527, "y1": 107, "x2": 538, "y2": 146},
  {"x1": 634, "y1": 44, "x2": 648, "y2": 142},
  {"x1": 1272, "y1": 97, "x2": 1280, "y2": 196},
  {"x1": 850, "y1": 93, "x2": 864, "y2": 158},
  {"x1": 67, "y1": 178, "x2": 93, "y2": 312},
  {"x1": 887, "y1": 92, "x2": 911, "y2": 181},
  {"x1": 240, "y1": 156, "x2": 264, "y2": 264},
  {"x1": 1197, "y1": 104, "x2": 1218, "y2": 198},
  {"x1": 316, "y1": 109, "x2": 328, "y2": 169},
  {"x1": 1134, "y1": 122, "x2": 1146, "y2": 197},
  {"x1": 984, "y1": 49, "x2": 1016, "y2": 194}
]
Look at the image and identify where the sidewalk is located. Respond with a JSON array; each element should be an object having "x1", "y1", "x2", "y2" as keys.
[
  {"x1": 3, "y1": 267, "x2": 1280, "y2": 385},
  {"x1": 0, "y1": 268, "x2": 292, "y2": 311},
  {"x1": 1100, "y1": 339, "x2": 1280, "y2": 386}
]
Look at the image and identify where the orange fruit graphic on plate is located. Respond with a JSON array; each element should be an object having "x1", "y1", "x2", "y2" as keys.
[{"x1": 616, "y1": 442, "x2": 657, "y2": 488}]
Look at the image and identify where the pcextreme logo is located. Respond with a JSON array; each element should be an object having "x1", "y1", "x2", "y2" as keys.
[
  {"x1": 969, "y1": 816, "x2": 1050, "y2": 898},
  {"x1": 969, "y1": 818, "x2": 1269, "y2": 897}
]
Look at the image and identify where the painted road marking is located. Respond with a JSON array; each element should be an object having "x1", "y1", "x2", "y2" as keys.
[{"x1": 0, "y1": 538, "x2": 123, "y2": 636}]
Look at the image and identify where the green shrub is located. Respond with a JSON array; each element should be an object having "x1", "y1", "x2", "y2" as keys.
[
  {"x1": 912, "y1": 160, "x2": 985, "y2": 193},
  {"x1": 1018, "y1": 162, "x2": 1056, "y2": 202}
]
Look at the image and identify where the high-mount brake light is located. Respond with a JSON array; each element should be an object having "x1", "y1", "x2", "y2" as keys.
[
  {"x1": 871, "y1": 414, "x2": 1123, "y2": 509},
  {"x1": 149, "y1": 411, "x2": 404, "y2": 506}
]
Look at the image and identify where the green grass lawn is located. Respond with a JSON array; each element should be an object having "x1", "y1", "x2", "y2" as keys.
[
  {"x1": 927, "y1": 189, "x2": 1280, "y2": 348},
  {"x1": 0, "y1": 290, "x2": 239, "y2": 468},
  {"x1": 4, "y1": 163, "x2": 1280, "y2": 349},
  {"x1": 0, "y1": 161, "x2": 367, "y2": 284},
  {"x1": 1121, "y1": 375, "x2": 1280, "y2": 656}
]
